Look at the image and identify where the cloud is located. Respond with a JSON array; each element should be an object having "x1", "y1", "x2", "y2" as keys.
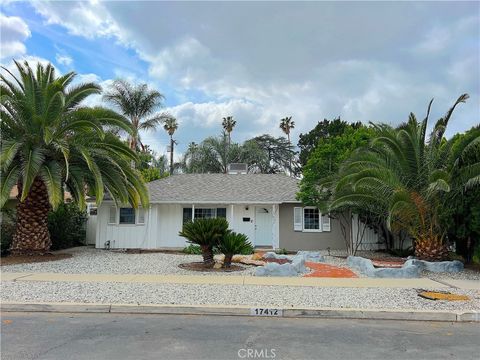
[
  {"x1": 0, "y1": 13, "x2": 31, "y2": 59},
  {"x1": 24, "y1": 1, "x2": 480, "y2": 151},
  {"x1": 55, "y1": 53, "x2": 73, "y2": 66}
]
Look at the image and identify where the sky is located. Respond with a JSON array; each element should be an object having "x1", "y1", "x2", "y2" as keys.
[{"x1": 1, "y1": 0, "x2": 479, "y2": 158}]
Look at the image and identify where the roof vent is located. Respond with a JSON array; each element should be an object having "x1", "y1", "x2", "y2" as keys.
[{"x1": 228, "y1": 163, "x2": 248, "y2": 174}]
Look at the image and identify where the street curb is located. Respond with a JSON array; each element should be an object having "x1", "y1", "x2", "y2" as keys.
[{"x1": 1, "y1": 302, "x2": 478, "y2": 322}]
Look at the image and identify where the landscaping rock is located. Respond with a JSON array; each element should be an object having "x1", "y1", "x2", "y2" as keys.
[
  {"x1": 263, "y1": 252, "x2": 292, "y2": 260},
  {"x1": 296, "y1": 251, "x2": 325, "y2": 263},
  {"x1": 254, "y1": 262, "x2": 299, "y2": 277},
  {"x1": 404, "y1": 259, "x2": 464, "y2": 273},
  {"x1": 347, "y1": 256, "x2": 421, "y2": 278}
]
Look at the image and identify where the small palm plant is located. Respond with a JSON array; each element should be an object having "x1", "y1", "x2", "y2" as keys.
[
  {"x1": 217, "y1": 232, "x2": 253, "y2": 268},
  {"x1": 178, "y1": 218, "x2": 229, "y2": 266}
]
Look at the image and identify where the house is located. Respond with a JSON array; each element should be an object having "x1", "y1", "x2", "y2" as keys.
[{"x1": 94, "y1": 173, "x2": 368, "y2": 250}]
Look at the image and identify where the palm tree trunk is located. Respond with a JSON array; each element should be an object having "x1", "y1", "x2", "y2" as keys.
[
  {"x1": 200, "y1": 245, "x2": 214, "y2": 266},
  {"x1": 223, "y1": 254, "x2": 233, "y2": 268},
  {"x1": 170, "y1": 135, "x2": 174, "y2": 175},
  {"x1": 10, "y1": 179, "x2": 52, "y2": 255}
]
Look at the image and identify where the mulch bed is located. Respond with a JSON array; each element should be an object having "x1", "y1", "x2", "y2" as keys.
[
  {"x1": 1, "y1": 253, "x2": 72, "y2": 266},
  {"x1": 371, "y1": 259, "x2": 406, "y2": 268},
  {"x1": 178, "y1": 262, "x2": 245, "y2": 272},
  {"x1": 124, "y1": 249, "x2": 186, "y2": 255}
]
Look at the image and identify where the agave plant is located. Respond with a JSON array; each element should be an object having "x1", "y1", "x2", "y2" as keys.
[
  {"x1": 329, "y1": 94, "x2": 479, "y2": 261},
  {"x1": 178, "y1": 218, "x2": 229, "y2": 266},
  {"x1": 217, "y1": 231, "x2": 253, "y2": 268},
  {"x1": 0, "y1": 61, "x2": 149, "y2": 254}
]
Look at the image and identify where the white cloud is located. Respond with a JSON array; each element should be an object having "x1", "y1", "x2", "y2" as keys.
[
  {"x1": 0, "y1": 13, "x2": 31, "y2": 59},
  {"x1": 55, "y1": 53, "x2": 73, "y2": 66}
]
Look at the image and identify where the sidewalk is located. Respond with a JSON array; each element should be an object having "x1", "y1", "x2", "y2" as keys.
[{"x1": 2, "y1": 271, "x2": 480, "y2": 290}]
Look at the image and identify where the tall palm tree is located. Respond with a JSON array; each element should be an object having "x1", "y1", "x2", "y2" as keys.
[
  {"x1": 103, "y1": 79, "x2": 165, "y2": 151},
  {"x1": 222, "y1": 116, "x2": 236, "y2": 145},
  {"x1": 329, "y1": 94, "x2": 478, "y2": 261},
  {"x1": 0, "y1": 61, "x2": 149, "y2": 254},
  {"x1": 163, "y1": 116, "x2": 178, "y2": 174},
  {"x1": 279, "y1": 116, "x2": 295, "y2": 143}
]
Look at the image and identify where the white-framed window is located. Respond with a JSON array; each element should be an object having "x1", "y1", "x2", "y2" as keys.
[
  {"x1": 108, "y1": 207, "x2": 146, "y2": 225},
  {"x1": 293, "y1": 207, "x2": 331, "y2": 232},
  {"x1": 137, "y1": 207, "x2": 145, "y2": 224},
  {"x1": 182, "y1": 207, "x2": 227, "y2": 225},
  {"x1": 108, "y1": 206, "x2": 117, "y2": 224}
]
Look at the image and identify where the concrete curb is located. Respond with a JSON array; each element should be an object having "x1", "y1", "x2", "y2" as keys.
[{"x1": 1, "y1": 302, "x2": 478, "y2": 322}]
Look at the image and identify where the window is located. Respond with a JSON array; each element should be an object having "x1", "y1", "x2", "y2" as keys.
[
  {"x1": 137, "y1": 207, "x2": 145, "y2": 224},
  {"x1": 109, "y1": 206, "x2": 117, "y2": 224},
  {"x1": 183, "y1": 208, "x2": 193, "y2": 224},
  {"x1": 119, "y1": 208, "x2": 135, "y2": 224},
  {"x1": 194, "y1": 208, "x2": 215, "y2": 219},
  {"x1": 303, "y1": 208, "x2": 320, "y2": 231},
  {"x1": 293, "y1": 207, "x2": 331, "y2": 232},
  {"x1": 183, "y1": 207, "x2": 227, "y2": 224}
]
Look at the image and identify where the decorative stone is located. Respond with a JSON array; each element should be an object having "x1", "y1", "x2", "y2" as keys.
[
  {"x1": 296, "y1": 251, "x2": 325, "y2": 263},
  {"x1": 404, "y1": 259, "x2": 464, "y2": 273},
  {"x1": 347, "y1": 256, "x2": 421, "y2": 278},
  {"x1": 254, "y1": 262, "x2": 299, "y2": 277}
]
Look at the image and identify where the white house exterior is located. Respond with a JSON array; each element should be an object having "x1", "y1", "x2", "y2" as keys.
[{"x1": 94, "y1": 173, "x2": 378, "y2": 250}]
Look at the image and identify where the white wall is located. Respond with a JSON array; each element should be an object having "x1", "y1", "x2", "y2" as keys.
[{"x1": 96, "y1": 203, "x2": 157, "y2": 249}]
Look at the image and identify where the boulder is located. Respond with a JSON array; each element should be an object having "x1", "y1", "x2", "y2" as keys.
[
  {"x1": 347, "y1": 256, "x2": 421, "y2": 278},
  {"x1": 254, "y1": 262, "x2": 299, "y2": 277},
  {"x1": 296, "y1": 251, "x2": 325, "y2": 263},
  {"x1": 404, "y1": 259, "x2": 464, "y2": 273}
]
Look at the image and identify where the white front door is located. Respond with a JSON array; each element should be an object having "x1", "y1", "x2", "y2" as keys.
[{"x1": 254, "y1": 206, "x2": 272, "y2": 247}]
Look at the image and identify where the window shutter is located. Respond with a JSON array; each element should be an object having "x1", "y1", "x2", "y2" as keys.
[
  {"x1": 109, "y1": 206, "x2": 117, "y2": 224},
  {"x1": 293, "y1": 207, "x2": 303, "y2": 231},
  {"x1": 137, "y1": 207, "x2": 145, "y2": 224},
  {"x1": 322, "y1": 214, "x2": 331, "y2": 232}
]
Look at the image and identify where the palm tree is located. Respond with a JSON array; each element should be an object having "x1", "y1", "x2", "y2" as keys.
[
  {"x1": 103, "y1": 79, "x2": 165, "y2": 151},
  {"x1": 163, "y1": 116, "x2": 178, "y2": 174},
  {"x1": 329, "y1": 94, "x2": 478, "y2": 261},
  {"x1": 222, "y1": 116, "x2": 236, "y2": 145},
  {"x1": 279, "y1": 116, "x2": 295, "y2": 143},
  {"x1": 0, "y1": 61, "x2": 149, "y2": 254}
]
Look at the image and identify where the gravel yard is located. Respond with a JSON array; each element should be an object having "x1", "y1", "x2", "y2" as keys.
[
  {"x1": 2, "y1": 247, "x2": 479, "y2": 281},
  {"x1": 1, "y1": 280, "x2": 479, "y2": 311}
]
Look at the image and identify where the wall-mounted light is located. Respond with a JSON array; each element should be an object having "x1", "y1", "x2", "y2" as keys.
[{"x1": 245, "y1": 206, "x2": 249, "y2": 211}]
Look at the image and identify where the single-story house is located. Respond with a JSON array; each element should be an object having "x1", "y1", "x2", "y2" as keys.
[{"x1": 94, "y1": 173, "x2": 376, "y2": 251}]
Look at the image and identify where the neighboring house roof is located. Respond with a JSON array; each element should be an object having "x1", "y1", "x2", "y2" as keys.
[
  {"x1": 9, "y1": 187, "x2": 72, "y2": 201},
  {"x1": 147, "y1": 174, "x2": 301, "y2": 204}
]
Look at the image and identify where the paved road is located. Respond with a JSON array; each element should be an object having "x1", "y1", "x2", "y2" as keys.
[{"x1": 1, "y1": 312, "x2": 479, "y2": 360}]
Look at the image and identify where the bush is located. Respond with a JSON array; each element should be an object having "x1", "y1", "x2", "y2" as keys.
[
  {"x1": 182, "y1": 244, "x2": 202, "y2": 255},
  {"x1": 48, "y1": 202, "x2": 88, "y2": 250},
  {"x1": 179, "y1": 218, "x2": 229, "y2": 266},
  {"x1": 1, "y1": 209, "x2": 16, "y2": 256},
  {"x1": 473, "y1": 244, "x2": 480, "y2": 265},
  {"x1": 275, "y1": 248, "x2": 289, "y2": 255},
  {"x1": 217, "y1": 232, "x2": 253, "y2": 268}
]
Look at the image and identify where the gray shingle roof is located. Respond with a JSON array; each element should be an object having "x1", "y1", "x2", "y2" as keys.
[{"x1": 147, "y1": 174, "x2": 300, "y2": 204}]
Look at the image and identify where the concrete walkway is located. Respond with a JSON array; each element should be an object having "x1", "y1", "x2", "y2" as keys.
[{"x1": 2, "y1": 271, "x2": 479, "y2": 289}]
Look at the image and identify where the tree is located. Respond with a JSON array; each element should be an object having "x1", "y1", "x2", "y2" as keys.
[
  {"x1": 137, "y1": 146, "x2": 169, "y2": 182},
  {"x1": 0, "y1": 61, "x2": 149, "y2": 254},
  {"x1": 103, "y1": 79, "x2": 166, "y2": 150},
  {"x1": 439, "y1": 126, "x2": 480, "y2": 262},
  {"x1": 298, "y1": 118, "x2": 361, "y2": 166},
  {"x1": 279, "y1": 116, "x2": 295, "y2": 143},
  {"x1": 163, "y1": 116, "x2": 178, "y2": 174},
  {"x1": 243, "y1": 135, "x2": 299, "y2": 175},
  {"x1": 222, "y1": 116, "x2": 236, "y2": 145},
  {"x1": 298, "y1": 124, "x2": 378, "y2": 254},
  {"x1": 328, "y1": 95, "x2": 477, "y2": 261}
]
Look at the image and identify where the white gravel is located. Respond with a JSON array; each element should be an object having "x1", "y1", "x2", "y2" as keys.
[
  {"x1": 1, "y1": 247, "x2": 256, "y2": 276},
  {"x1": 1, "y1": 281, "x2": 479, "y2": 311}
]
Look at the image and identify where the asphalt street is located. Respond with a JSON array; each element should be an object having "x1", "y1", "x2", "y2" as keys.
[{"x1": 1, "y1": 312, "x2": 479, "y2": 360}]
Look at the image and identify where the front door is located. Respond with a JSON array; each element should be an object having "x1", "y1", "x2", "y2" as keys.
[{"x1": 254, "y1": 206, "x2": 272, "y2": 247}]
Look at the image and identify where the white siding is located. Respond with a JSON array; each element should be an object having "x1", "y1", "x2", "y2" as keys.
[{"x1": 157, "y1": 204, "x2": 186, "y2": 247}]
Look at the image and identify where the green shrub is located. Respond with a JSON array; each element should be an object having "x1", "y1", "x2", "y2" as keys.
[
  {"x1": 473, "y1": 244, "x2": 480, "y2": 265},
  {"x1": 217, "y1": 232, "x2": 253, "y2": 268},
  {"x1": 179, "y1": 218, "x2": 229, "y2": 266},
  {"x1": 1, "y1": 209, "x2": 15, "y2": 256},
  {"x1": 275, "y1": 248, "x2": 289, "y2": 255},
  {"x1": 388, "y1": 247, "x2": 414, "y2": 258},
  {"x1": 182, "y1": 244, "x2": 202, "y2": 255},
  {"x1": 48, "y1": 202, "x2": 88, "y2": 250}
]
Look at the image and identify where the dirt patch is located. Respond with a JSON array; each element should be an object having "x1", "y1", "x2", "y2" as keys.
[
  {"x1": 123, "y1": 249, "x2": 186, "y2": 255},
  {"x1": 178, "y1": 262, "x2": 246, "y2": 272},
  {"x1": 1, "y1": 253, "x2": 72, "y2": 266}
]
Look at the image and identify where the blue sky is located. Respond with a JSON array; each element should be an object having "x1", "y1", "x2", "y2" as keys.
[{"x1": 1, "y1": 1, "x2": 479, "y2": 158}]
